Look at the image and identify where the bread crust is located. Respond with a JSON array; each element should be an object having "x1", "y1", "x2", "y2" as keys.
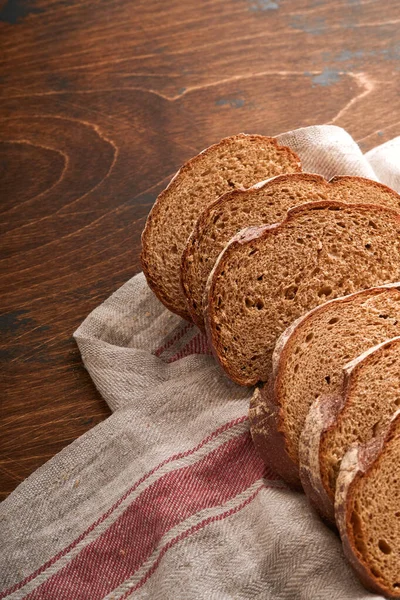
[
  {"x1": 335, "y1": 411, "x2": 400, "y2": 598},
  {"x1": 299, "y1": 394, "x2": 344, "y2": 524},
  {"x1": 182, "y1": 173, "x2": 328, "y2": 331},
  {"x1": 301, "y1": 335, "x2": 400, "y2": 524},
  {"x1": 205, "y1": 201, "x2": 400, "y2": 387},
  {"x1": 183, "y1": 174, "x2": 400, "y2": 330},
  {"x1": 141, "y1": 133, "x2": 301, "y2": 320},
  {"x1": 246, "y1": 282, "x2": 400, "y2": 486},
  {"x1": 249, "y1": 386, "x2": 303, "y2": 489},
  {"x1": 329, "y1": 174, "x2": 400, "y2": 201}
]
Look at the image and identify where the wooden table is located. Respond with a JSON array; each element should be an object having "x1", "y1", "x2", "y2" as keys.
[{"x1": 1, "y1": 0, "x2": 399, "y2": 500}]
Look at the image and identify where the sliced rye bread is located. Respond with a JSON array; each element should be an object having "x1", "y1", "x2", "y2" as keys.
[
  {"x1": 141, "y1": 134, "x2": 301, "y2": 319},
  {"x1": 335, "y1": 410, "x2": 400, "y2": 598},
  {"x1": 182, "y1": 175, "x2": 400, "y2": 331},
  {"x1": 300, "y1": 336, "x2": 400, "y2": 524},
  {"x1": 205, "y1": 202, "x2": 400, "y2": 388},
  {"x1": 249, "y1": 284, "x2": 400, "y2": 489}
]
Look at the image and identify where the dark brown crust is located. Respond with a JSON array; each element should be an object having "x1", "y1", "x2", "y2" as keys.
[
  {"x1": 181, "y1": 173, "x2": 327, "y2": 331},
  {"x1": 141, "y1": 133, "x2": 301, "y2": 319},
  {"x1": 299, "y1": 394, "x2": 346, "y2": 524},
  {"x1": 306, "y1": 336, "x2": 400, "y2": 522},
  {"x1": 271, "y1": 284, "x2": 400, "y2": 490},
  {"x1": 329, "y1": 174, "x2": 400, "y2": 202},
  {"x1": 249, "y1": 386, "x2": 303, "y2": 488},
  {"x1": 204, "y1": 201, "x2": 400, "y2": 387},
  {"x1": 183, "y1": 174, "x2": 400, "y2": 330},
  {"x1": 335, "y1": 412, "x2": 400, "y2": 598}
]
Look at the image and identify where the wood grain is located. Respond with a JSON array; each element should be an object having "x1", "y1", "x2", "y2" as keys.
[{"x1": 1, "y1": 0, "x2": 399, "y2": 499}]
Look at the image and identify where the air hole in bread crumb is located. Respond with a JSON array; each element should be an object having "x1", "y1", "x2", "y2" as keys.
[
  {"x1": 328, "y1": 317, "x2": 339, "y2": 325},
  {"x1": 378, "y1": 539, "x2": 392, "y2": 554},
  {"x1": 305, "y1": 332, "x2": 313, "y2": 342},
  {"x1": 318, "y1": 285, "x2": 333, "y2": 297},
  {"x1": 249, "y1": 249, "x2": 258, "y2": 256},
  {"x1": 284, "y1": 285, "x2": 298, "y2": 300},
  {"x1": 370, "y1": 567, "x2": 382, "y2": 578},
  {"x1": 372, "y1": 422, "x2": 381, "y2": 436},
  {"x1": 325, "y1": 375, "x2": 331, "y2": 384},
  {"x1": 294, "y1": 364, "x2": 299, "y2": 373},
  {"x1": 365, "y1": 243, "x2": 372, "y2": 250},
  {"x1": 336, "y1": 221, "x2": 346, "y2": 228},
  {"x1": 379, "y1": 314, "x2": 388, "y2": 319},
  {"x1": 369, "y1": 220, "x2": 378, "y2": 229},
  {"x1": 245, "y1": 297, "x2": 253, "y2": 308},
  {"x1": 394, "y1": 399, "x2": 400, "y2": 406},
  {"x1": 171, "y1": 244, "x2": 178, "y2": 254},
  {"x1": 255, "y1": 299, "x2": 264, "y2": 310},
  {"x1": 257, "y1": 274, "x2": 264, "y2": 281}
]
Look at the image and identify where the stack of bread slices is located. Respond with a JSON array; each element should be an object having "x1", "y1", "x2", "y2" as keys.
[{"x1": 141, "y1": 134, "x2": 400, "y2": 598}]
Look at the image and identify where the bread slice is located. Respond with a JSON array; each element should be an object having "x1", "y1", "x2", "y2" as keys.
[
  {"x1": 335, "y1": 410, "x2": 400, "y2": 598},
  {"x1": 182, "y1": 175, "x2": 400, "y2": 331},
  {"x1": 249, "y1": 284, "x2": 400, "y2": 489},
  {"x1": 205, "y1": 202, "x2": 400, "y2": 387},
  {"x1": 300, "y1": 336, "x2": 400, "y2": 523},
  {"x1": 141, "y1": 134, "x2": 301, "y2": 319}
]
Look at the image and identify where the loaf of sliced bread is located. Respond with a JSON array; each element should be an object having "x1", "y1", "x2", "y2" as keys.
[
  {"x1": 141, "y1": 134, "x2": 301, "y2": 319},
  {"x1": 182, "y1": 175, "x2": 400, "y2": 331},
  {"x1": 335, "y1": 410, "x2": 400, "y2": 598},
  {"x1": 301, "y1": 336, "x2": 400, "y2": 523},
  {"x1": 205, "y1": 202, "x2": 400, "y2": 387},
  {"x1": 249, "y1": 284, "x2": 400, "y2": 488}
]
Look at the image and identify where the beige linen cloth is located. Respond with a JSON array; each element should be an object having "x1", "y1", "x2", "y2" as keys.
[{"x1": 1, "y1": 125, "x2": 399, "y2": 600}]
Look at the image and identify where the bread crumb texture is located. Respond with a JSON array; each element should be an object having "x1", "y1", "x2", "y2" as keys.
[
  {"x1": 141, "y1": 134, "x2": 301, "y2": 318},
  {"x1": 321, "y1": 338, "x2": 400, "y2": 505},
  {"x1": 280, "y1": 288, "x2": 400, "y2": 465},
  {"x1": 207, "y1": 203, "x2": 400, "y2": 385},
  {"x1": 348, "y1": 415, "x2": 400, "y2": 596},
  {"x1": 184, "y1": 175, "x2": 400, "y2": 329}
]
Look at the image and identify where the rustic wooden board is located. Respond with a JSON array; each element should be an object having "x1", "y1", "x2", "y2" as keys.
[{"x1": 1, "y1": 0, "x2": 399, "y2": 499}]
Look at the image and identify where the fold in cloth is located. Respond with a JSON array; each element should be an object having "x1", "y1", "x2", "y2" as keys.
[{"x1": 1, "y1": 125, "x2": 399, "y2": 600}]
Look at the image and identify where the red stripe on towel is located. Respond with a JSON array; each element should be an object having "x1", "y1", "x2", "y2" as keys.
[
  {"x1": 153, "y1": 323, "x2": 193, "y2": 357},
  {"x1": 168, "y1": 332, "x2": 212, "y2": 362},
  {"x1": 121, "y1": 483, "x2": 266, "y2": 598},
  {"x1": 0, "y1": 416, "x2": 248, "y2": 599},
  {"x1": 24, "y1": 431, "x2": 263, "y2": 599}
]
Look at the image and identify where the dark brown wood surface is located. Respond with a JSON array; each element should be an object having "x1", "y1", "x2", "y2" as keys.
[{"x1": 1, "y1": 0, "x2": 399, "y2": 500}]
